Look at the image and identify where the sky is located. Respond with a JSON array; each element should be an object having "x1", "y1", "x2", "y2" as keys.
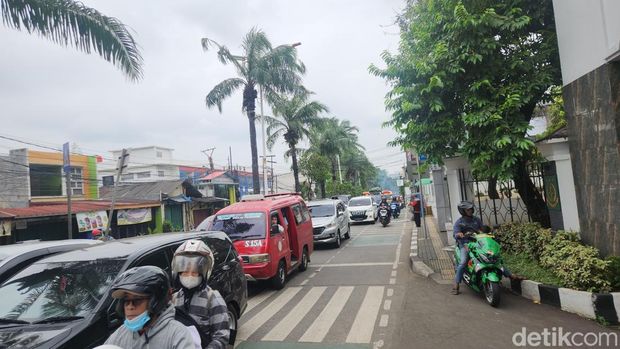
[{"x1": 0, "y1": 0, "x2": 406, "y2": 175}]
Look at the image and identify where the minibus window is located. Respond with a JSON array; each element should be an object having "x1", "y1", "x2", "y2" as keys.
[{"x1": 211, "y1": 212, "x2": 266, "y2": 240}]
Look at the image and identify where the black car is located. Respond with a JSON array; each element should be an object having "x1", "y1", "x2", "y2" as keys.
[{"x1": 0, "y1": 231, "x2": 247, "y2": 348}]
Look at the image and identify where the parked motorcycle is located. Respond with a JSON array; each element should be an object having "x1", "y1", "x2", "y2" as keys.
[
  {"x1": 452, "y1": 228, "x2": 503, "y2": 307},
  {"x1": 378, "y1": 207, "x2": 390, "y2": 227},
  {"x1": 390, "y1": 202, "x2": 400, "y2": 219}
]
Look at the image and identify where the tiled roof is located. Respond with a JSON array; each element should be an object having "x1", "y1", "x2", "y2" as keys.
[
  {"x1": 0, "y1": 200, "x2": 160, "y2": 219},
  {"x1": 201, "y1": 171, "x2": 227, "y2": 181}
]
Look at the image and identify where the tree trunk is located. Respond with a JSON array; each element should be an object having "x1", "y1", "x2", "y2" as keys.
[
  {"x1": 331, "y1": 158, "x2": 338, "y2": 181},
  {"x1": 243, "y1": 86, "x2": 260, "y2": 194},
  {"x1": 513, "y1": 158, "x2": 550, "y2": 228},
  {"x1": 488, "y1": 177, "x2": 500, "y2": 199},
  {"x1": 319, "y1": 180, "x2": 326, "y2": 199},
  {"x1": 290, "y1": 145, "x2": 301, "y2": 193}
]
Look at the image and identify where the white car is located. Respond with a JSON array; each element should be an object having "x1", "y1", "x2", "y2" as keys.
[
  {"x1": 308, "y1": 199, "x2": 351, "y2": 248},
  {"x1": 348, "y1": 196, "x2": 377, "y2": 224}
]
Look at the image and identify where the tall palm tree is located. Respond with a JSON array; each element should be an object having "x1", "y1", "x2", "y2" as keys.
[
  {"x1": 2, "y1": 0, "x2": 143, "y2": 80},
  {"x1": 309, "y1": 117, "x2": 364, "y2": 181},
  {"x1": 265, "y1": 91, "x2": 328, "y2": 193},
  {"x1": 202, "y1": 28, "x2": 305, "y2": 194}
]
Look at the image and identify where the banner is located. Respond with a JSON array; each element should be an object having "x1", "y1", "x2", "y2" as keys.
[
  {"x1": 117, "y1": 208, "x2": 152, "y2": 226},
  {"x1": 76, "y1": 211, "x2": 108, "y2": 232},
  {"x1": 0, "y1": 220, "x2": 11, "y2": 236}
]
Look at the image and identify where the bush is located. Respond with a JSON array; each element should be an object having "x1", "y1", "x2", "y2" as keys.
[
  {"x1": 605, "y1": 256, "x2": 620, "y2": 292},
  {"x1": 540, "y1": 231, "x2": 611, "y2": 292},
  {"x1": 495, "y1": 223, "x2": 552, "y2": 261},
  {"x1": 162, "y1": 221, "x2": 173, "y2": 233}
]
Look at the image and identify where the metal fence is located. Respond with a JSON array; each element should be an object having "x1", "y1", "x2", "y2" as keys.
[{"x1": 457, "y1": 165, "x2": 546, "y2": 226}]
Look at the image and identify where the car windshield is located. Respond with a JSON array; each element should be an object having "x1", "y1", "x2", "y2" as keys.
[
  {"x1": 309, "y1": 205, "x2": 335, "y2": 218},
  {"x1": 349, "y1": 198, "x2": 371, "y2": 207},
  {"x1": 211, "y1": 212, "x2": 266, "y2": 240},
  {"x1": 0, "y1": 258, "x2": 125, "y2": 323}
]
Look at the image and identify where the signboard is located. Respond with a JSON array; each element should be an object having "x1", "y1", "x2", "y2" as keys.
[
  {"x1": 62, "y1": 142, "x2": 71, "y2": 174},
  {"x1": 0, "y1": 220, "x2": 11, "y2": 236},
  {"x1": 117, "y1": 208, "x2": 152, "y2": 226},
  {"x1": 76, "y1": 211, "x2": 108, "y2": 232},
  {"x1": 396, "y1": 179, "x2": 404, "y2": 187},
  {"x1": 418, "y1": 154, "x2": 427, "y2": 162}
]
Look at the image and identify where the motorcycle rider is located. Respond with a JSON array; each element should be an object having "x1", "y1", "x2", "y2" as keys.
[
  {"x1": 171, "y1": 240, "x2": 230, "y2": 349},
  {"x1": 390, "y1": 196, "x2": 401, "y2": 217},
  {"x1": 104, "y1": 266, "x2": 194, "y2": 348},
  {"x1": 452, "y1": 201, "x2": 519, "y2": 295},
  {"x1": 378, "y1": 197, "x2": 392, "y2": 221}
]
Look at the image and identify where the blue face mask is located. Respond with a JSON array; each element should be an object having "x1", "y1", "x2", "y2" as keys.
[{"x1": 123, "y1": 310, "x2": 150, "y2": 332}]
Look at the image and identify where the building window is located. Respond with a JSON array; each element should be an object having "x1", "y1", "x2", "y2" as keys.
[
  {"x1": 137, "y1": 171, "x2": 151, "y2": 179},
  {"x1": 30, "y1": 164, "x2": 62, "y2": 196},
  {"x1": 121, "y1": 173, "x2": 135, "y2": 181},
  {"x1": 158, "y1": 170, "x2": 165, "y2": 177},
  {"x1": 70, "y1": 167, "x2": 83, "y2": 195},
  {"x1": 156, "y1": 151, "x2": 163, "y2": 158}
]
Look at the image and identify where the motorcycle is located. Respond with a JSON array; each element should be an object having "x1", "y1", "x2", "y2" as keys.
[
  {"x1": 390, "y1": 202, "x2": 400, "y2": 218},
  {"x1": 378, "y1": 207, "x2": 390, "y2": 227},
  {"x1": 452, "y1": 228, "x2": 503, "y2": 307}
]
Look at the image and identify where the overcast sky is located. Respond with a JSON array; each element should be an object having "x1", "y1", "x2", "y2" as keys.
[{"x1": 0, "y1": 0, "x2": 406, "y2": 175}]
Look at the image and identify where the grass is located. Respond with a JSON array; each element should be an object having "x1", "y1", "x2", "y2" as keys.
[{"x1": 503, "y1": 252, "x2": 564, "y2": 287}]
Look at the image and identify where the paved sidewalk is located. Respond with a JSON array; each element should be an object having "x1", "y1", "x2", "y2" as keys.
[{"x1": 411, "y1": 215, "x2": 455, "y2": 283}]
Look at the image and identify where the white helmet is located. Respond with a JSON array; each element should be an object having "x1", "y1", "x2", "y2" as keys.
[
  {"x1": 171, "y1": 239, "x2": 215, "y2": 285},
  {"x1": 93, "y1": 346, "x2": 124, "y2": 349}
]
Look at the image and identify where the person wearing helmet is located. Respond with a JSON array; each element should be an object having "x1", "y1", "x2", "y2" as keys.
[
  {"x1": 452, "y1": 201, "x2": 483, "y2": 295},
  {"x1": 104, "y1": 265, "x2": 194, "y2": 349},
  {"x1": 171, "y1": 240, "x2": 230, "y2": 349}
]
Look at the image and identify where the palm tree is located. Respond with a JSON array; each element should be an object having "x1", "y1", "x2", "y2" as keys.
[
  {"x1": 2, "y1": 0, "x2": 143, "y2": 80},
  {"x1": 202, "y1": 28, "x2": 305, "y2": 194},
  {"x1": 265, "y1": 91, "x2": 328, "y2": 193},
  {"x1": 309, "y1": 117, "x2": 364, "y2": 181}
]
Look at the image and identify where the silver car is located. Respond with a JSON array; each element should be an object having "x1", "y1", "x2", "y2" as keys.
[{"x1": 308, "y1": 199, "x2": 351, "y2": 248}]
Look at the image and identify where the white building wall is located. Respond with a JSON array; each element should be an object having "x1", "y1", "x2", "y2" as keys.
[{"x1": 553, "y1": 0, "x2": 620, "y2": 85}]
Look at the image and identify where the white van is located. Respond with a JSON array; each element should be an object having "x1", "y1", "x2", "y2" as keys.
[{"x1": 347, "y1": 196, "x2": 377, "y2": 224}]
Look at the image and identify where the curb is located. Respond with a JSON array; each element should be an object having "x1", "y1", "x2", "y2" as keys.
[
  {"x1": 501, "y1": 277, "x2": 620, "y2": 325},
  {"x1": 409, "y1": 225, "x2": 436, "y2": 278}
]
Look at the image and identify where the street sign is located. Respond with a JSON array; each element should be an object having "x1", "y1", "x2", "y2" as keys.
[
  {"x1": 396, "y1": 179, "x2": 404, "y2": 186},
  {"x1": 418, "y1": 154, "x2": 427, "y2": 162}
]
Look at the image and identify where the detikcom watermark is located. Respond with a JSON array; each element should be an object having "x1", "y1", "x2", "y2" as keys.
[{"x1": 512, "y1": 327, "x2": 618, "y2": 347}]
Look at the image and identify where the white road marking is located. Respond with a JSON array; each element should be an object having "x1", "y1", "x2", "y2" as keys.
[
  {"x1": 299, "y1": 286, "x2": 355, "y2": 342},
  {"x1": 237, "y1": 287, "x2": 301, "y2": 341},
  {"x1": 379, "y1": 314, "x2": 389, "y2": 327},
  {"x1": 310, "y1": 262, "x2": 395, "y2": 268},
  {"x1": 389, "y1": 278, "x2": 396, "y2": 284},
  {"x1": 262, "y1": 287, "x2": 327, "y2": 341},
  {"x1": 387, "y1": 288, "x2": 394, "y2": 297},
  {"x1": 383, "y1": 299, "x2": 392, "y2": 311},
  {"x1": 244, "y1": 290, "x2": 276, "y2": 314},
  {"x1": 300, "y1": 279, "x2": 309, "y2": 286},
  {"x1": 309, "y1": 272, "x2": 317, "y2": 278},
  {"x1": 346, "y1": 286, "x2": 384, "y2": 343},
  {"x1": 391, "y1": 270, "x2": 397, "y2": 277}
]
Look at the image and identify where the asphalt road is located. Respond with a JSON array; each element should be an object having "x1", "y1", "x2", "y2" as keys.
[{"x1": 235, "y1": 215, "x2": 619, "y2": 349}]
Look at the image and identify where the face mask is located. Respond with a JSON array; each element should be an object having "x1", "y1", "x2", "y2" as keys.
[
  {"x1": 123, "y1": 310, "x2": 150, "y2": 332},
  {"x1": 180, "y1": 275, "x2": 202, "y2": 289}
]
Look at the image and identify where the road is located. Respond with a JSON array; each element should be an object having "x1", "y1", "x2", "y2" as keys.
[{"x1": 234, "y1": 215, "x2": 619, "y2": 349}]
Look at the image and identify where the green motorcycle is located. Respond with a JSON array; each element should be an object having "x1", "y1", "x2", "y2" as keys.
[{"x1": 453, "y1": 229, "x2": 504, "y2": 307}]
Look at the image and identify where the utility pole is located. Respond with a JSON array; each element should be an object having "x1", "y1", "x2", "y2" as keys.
[
  {"x1": 201, "y1": 148, "x2": 215, "y2": 170},
  {"x1": 415, "y1": 152, "x2": 428, "y2": 238},
  {"x1": 265, "y1": 155, "x2": 276, "y2": 194},
  {"x1": 62, "y1": 142, "x2": 72, "y2": 239},
  {"x1": 105, "y1": 149, "x2": 129, "y2": 238},
  {"x1": 336, "y1": 154, "x2": 343, "y2": 184}
]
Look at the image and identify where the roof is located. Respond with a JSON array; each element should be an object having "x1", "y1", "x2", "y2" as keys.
[
  {"x1": 307, "y1": 199, "x2": 339, "y2": 206},
  {"x1": 39, "y1": 231, "x2": 228, "y2": 261},
  {"x1": 109, "y1": 145, "x2": 174, "y2": 152},
  {"x1": 99, "y1": 180, "x2": 202, "y2": 201},
  {"x1": 0, "y1": 200, "x2": 161, "y2": 219},
  {"x1": 535, "y1": 126, "x2": 569, "y2": 143},
  {"x1": 201, "y1": 171, "x2": 228, "y2": 181},
  {"x1": 218, "y1": 193, "x2": 304, "y2": 213}
]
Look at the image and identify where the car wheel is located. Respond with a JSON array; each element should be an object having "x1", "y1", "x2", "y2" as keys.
[
  {"x1": 271, "y1": 260, "x2": 287, "y2": 290},
  {"x1": 334, "y1": 231, "x2": 341, "y2": 248},
  {"x1": 227, "y1": 303, "x2": 239, "y2": 345},
  {"x1": 299, "y1": 246, "x2": 309, "y2": 272},
  {"x1": 344, "y1": 223, "x2": 351, "y2": 239}
]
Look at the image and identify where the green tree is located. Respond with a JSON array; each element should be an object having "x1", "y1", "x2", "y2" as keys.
[
  {"x1": 298, "y1": 152, "x2": 330, "y2": 199},
  {"x1": 370, "y1": 0, "x2": 561, "y2": 226},
  {"x1": 266, "y1": 91, "x2": 328, "y2": 193},
  {"x1": 202, "y1": 28, "x2": 305, "y2": 194},
  {"x1": 2, "y1": 0, "x2": 143, "y2": 80}
]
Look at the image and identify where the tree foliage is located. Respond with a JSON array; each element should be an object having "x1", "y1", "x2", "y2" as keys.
[
  {"x1": 2, "y1": 0, "x2": 143, "y2": 80},
  {"x1": 370, "y1": 0, "x2": 561, "y2": 180}
]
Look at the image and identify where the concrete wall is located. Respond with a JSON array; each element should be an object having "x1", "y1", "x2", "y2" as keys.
[
  {"x1": 0, "y1": 149, "x2": 29, "y2": 208},
  {"x1": 553, "y1": 0, "x2": 620, "y2": 85}
]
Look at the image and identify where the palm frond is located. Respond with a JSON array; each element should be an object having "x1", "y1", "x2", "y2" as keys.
[
  {"x1": 201, "y1": 37, "x2": 247, "y2": 77},
  {"x1": 206, "y1": 77, "x2": 246, "y2": 112},
  {"x1": 2, "y1": 0, "x2": 143, "y2": 81}
]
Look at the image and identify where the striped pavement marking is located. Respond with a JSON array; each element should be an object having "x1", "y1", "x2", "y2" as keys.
[
  {"x1": 244, "y1": 290, "x2": 276, "y2": 314},
  {"x1": 299, "y1": 286, "x2": 355, "y2": 343},
  {"x1": 346, "y1": 286, "x2": 385, "y2": 343},
  {"x1": 262, "y1": 287, "x2": 327, "y2": 341},
  {"x1": 237, "y1": 287, "x2": 301, "y2": 341}
]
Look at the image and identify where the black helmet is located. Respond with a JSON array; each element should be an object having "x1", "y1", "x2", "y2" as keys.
[
  {"x1": 111, "y1": 266, "x2": 170, "y2": 317},
  {"x1": 457, "y1": 201, "x2": 475, "y2": 216}
]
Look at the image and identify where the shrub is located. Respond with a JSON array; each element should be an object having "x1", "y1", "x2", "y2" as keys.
[
  {"x1": 162, "y1": 221, "x2": 173, "y2": 233},
  {"x1": 540, "y1": 231, "x2": 611, "y2": 292},
  {"x1": 495, "y1": 222, "x2": 552, "y2": 261},
  {"x1": 606, "y1": 256, "x2": 620, "y2": 292}
]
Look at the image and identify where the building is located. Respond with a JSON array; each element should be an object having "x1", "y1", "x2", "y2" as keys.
[
  {"x1": 98, "y1": 146, "x2": 190, "y2": 184},
  {"x1": 552, "y1": 0, "x2": 620, "y2": 256}
]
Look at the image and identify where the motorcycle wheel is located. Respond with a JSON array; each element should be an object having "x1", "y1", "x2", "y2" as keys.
[
  {"x1": 483, "y1": 281, "x2": 501, "y2": 307},
  {"x1": 381, "y1": 220, "x2": 388, "y2": 227}
]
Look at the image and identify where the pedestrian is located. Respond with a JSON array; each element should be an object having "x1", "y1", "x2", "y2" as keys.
[
  {"x1": 104, "y1": 265, "x2": 194, "y2": 349},
  {"x1": 408, "y1": 195, "x2": 421, "y2": 227},
  {"x1": 171, "y1": 240, "x2": 230, "y2": 349}
]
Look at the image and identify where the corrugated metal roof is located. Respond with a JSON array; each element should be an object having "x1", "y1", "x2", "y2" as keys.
[
  {"x1": 201, "y1": 171, "x2": 227, "y2": 181},
  {"x1": 0, "y1": 200, "x2": 161, "y2": 219}
]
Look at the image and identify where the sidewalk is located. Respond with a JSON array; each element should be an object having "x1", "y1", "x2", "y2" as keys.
[{"x1": 410, "y1": 215, "x2": 455, "y2": 284}]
